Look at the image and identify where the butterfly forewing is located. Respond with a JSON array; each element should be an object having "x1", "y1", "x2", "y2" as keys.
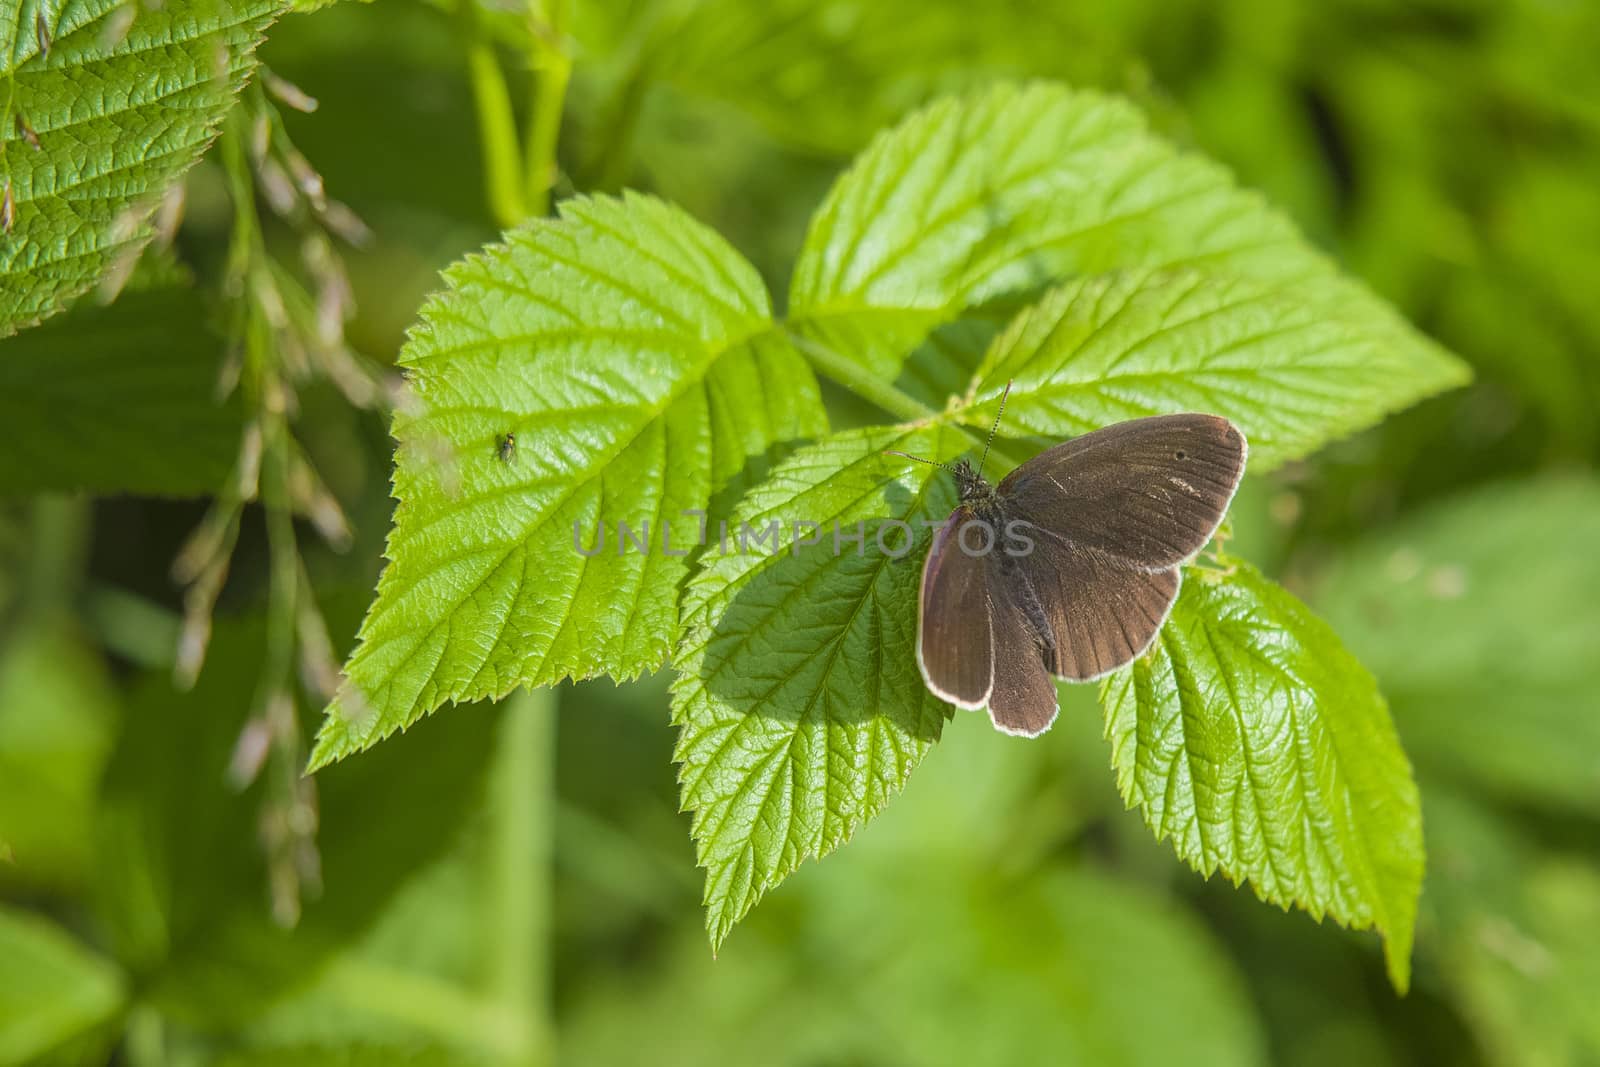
[
  {"x1": 917, "y1": 509, "x2": 995, "y2": 709},
  {"x1": 998, "y1": 414, "x2": 1246, "y2": 570}
]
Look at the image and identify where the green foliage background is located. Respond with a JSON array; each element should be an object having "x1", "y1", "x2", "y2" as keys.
[{"x1": 1, "y1": 0, "x2": 1597, "y2": 1064}]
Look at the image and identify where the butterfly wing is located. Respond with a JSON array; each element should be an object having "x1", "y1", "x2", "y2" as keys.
[
  {"x1": 998, "y1": 414, "x2": 1247, "y2": 570},
  {"x1": 985, "y1": 574, "x2": 1062, "y2": 736},
  {"x1": 1010, "y1": 535, "x2": 1181, "y2": 682},
  {"x1": 916, "y1": 508, "x2": 995, "y2": 709}
]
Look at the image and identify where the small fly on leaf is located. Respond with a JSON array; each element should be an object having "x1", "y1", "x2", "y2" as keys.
[
  {"x1": 497, "y1": 432, "x2": 517, "y2": 463},
  {"x1": 1, "y1": 180, "x2": 14, "y2": 236}
]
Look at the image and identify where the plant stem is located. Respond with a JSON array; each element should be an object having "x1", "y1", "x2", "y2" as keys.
[
  {"x1": 784, "y1": 326, "x2": 1027, "y2": 470},
  {"x1": 488, "y1": 687, "x2": 556, "y2": 1066},
  {"x1": 462, "y1": 3, "x2": 528, "y2": 228},
  {"x1": 588, "y1": 60, "x2": 649, "y2": 192},
  {"x1": 23, "y1": 495, "x2": 89, "y2": 620},
  {"x1": 784, "y1": 327, "x2": 941, "y2": 424},
  {"x1": 523, "y1": 0, "x2": 571, "y2": 216}
]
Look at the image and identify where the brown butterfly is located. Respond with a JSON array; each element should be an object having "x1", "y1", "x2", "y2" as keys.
[{"x1": 893, "y1": 388, "x2": 1247, "y2": 736}]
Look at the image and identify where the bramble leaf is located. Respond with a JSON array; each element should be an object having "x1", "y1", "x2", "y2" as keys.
[
  {"x1": 1101, "y1": 562, "x2": 1424, "y2": 990},
  {"x1": 672, "y1": 425, "x2": 957, "y2": 948},
  {"x1": 311, "y1": 193, "x2": 826, "y2": 768},
  {"x1": 0, "y1": 0, "x2": 279, "y2": 337},
  {"x1": 959, "y1": 268, "x2": 1470, "y2": 472},
  {"x1": 789, "y1": 82, "x2": 1467, "y2": 434}
]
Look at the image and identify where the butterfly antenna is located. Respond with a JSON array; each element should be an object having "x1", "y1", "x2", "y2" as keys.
[
  {"x1": 977, "y1": 380, "x2": 1013, "y2": 478},
  {"x1": 883, "y1": 449, "x2": 953, "y2": 471}
]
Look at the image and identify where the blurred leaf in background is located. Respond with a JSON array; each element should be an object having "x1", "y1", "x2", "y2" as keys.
[{"x1": 0, "y1": 285, "x2": 243, "y2": 498}]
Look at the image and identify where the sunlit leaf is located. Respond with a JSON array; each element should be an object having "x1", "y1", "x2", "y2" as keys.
[
  {"x1": 0, "y1": 0, "x2": 280, "y2": 336},
  {"x1": 789, "y1": 81, "x2": 1467, "y2": 436},
  {"x1": 961, "y1": 267, "x2": 1469, "y2": 472},
  {"x1": 311, "y1": 193, "x2": 826, "y2": 768},
  {"x1": 1101, "y1": 562, "x2": 1424, "y2": 990},
  {"x1": 672, "y1": 424, "x2": 956, "y2": 949}
]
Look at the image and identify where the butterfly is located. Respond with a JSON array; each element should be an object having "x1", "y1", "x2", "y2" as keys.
[{"x1": 892, "y1": 387, "x2": 1247, "y2": 736}]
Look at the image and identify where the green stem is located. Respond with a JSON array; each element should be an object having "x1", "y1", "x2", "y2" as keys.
[
  {"x1": 784, "y1": 327, "x2": 941, "y2": 425},
  {"x1": 23, "y1": 496, "x2": 89, "y2": 620},
  {"x1": 784, "y1": 326, "x2": 1027, "y2": 470},
  {"x1": 259, "y1": 416, "x2": 298, "y2": 707},
  {"x1": 462, "y1": 4, "x2": 528, "y2": 228},
  {"x1": 488, "y1": 687, "x2": 555, "y2": 1066},
  {"x1": 589, "y1": 60, "x2": 648, "y2": 192},
  {"x1": 523, "y1": 0, "x2": 571, "y2": 216}
]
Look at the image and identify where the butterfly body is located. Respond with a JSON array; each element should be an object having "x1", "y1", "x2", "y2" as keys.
[{"x1": 914, "y1": 413, "x2": 1247, "y2": 737}]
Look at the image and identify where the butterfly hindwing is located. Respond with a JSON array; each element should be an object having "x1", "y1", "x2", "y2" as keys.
[
  {"x1": 985, "y1": 566, "x2": 1063, "y2": 736},
  {"x1": 1008, "y1": 533, "x2": 1181, "y2": 681}
]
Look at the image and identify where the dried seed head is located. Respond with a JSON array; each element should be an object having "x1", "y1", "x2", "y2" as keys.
[
  {"x1": 250, "y1": 111, "x2": 272, "y2": 163},
  {"x1": 227, "y1": 718, "x2": 274, "y2": 790},
  {"x1": 264, "y1": 71, "x2": 319, "y2": 113},
  {"x1": 285, "y1": 150, "x2": 326, "y2": 211},
  {"x1": 319, "y1": 199, "x2": 373, "y2": 248},
  {"x1": 257, "y1": 157, "x2": 298, "y2": 217}
]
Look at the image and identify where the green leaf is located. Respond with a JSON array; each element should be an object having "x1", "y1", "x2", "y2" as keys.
[
  {"x1": 311, "y1": 193, "x2": 826, "y2": 768},
  {"x1": 0, "y1": 904, "x2": 124, "y2": 1066},
  {"x1": 0, "y1": 0, "x2": 280, "y2": 337},
  {"x1": 788, "y1": 81, "x2": 1467, "y2": 444},
  {"x1": 632, "y1": 0, "x2": 1149, "y2": 156},
  {"x1": 0, "y1": 285, "x2": 242, "y2": 496},
  {"x1": 0, "y1": 623, "x2": 118, "y2": 893},
  {"x1": 671, "y1": 424, "x2": 958, "y2": 949},
  {"x1": 960, "y1": 267, "x2": 1470, "y2": 472},
  {"x1": 565, "y1": 864, "x2": 1267, "y2": 1067},
  {"x1": 213, "y1": 1048, "x2": 476, "y2": 1067},
  {"x1": 1101, "y1": 562, "x2": 1424, "y2": 990},
  {"x1": 1313, "y1": 477, "x2": 1600, "y2": 817}
]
